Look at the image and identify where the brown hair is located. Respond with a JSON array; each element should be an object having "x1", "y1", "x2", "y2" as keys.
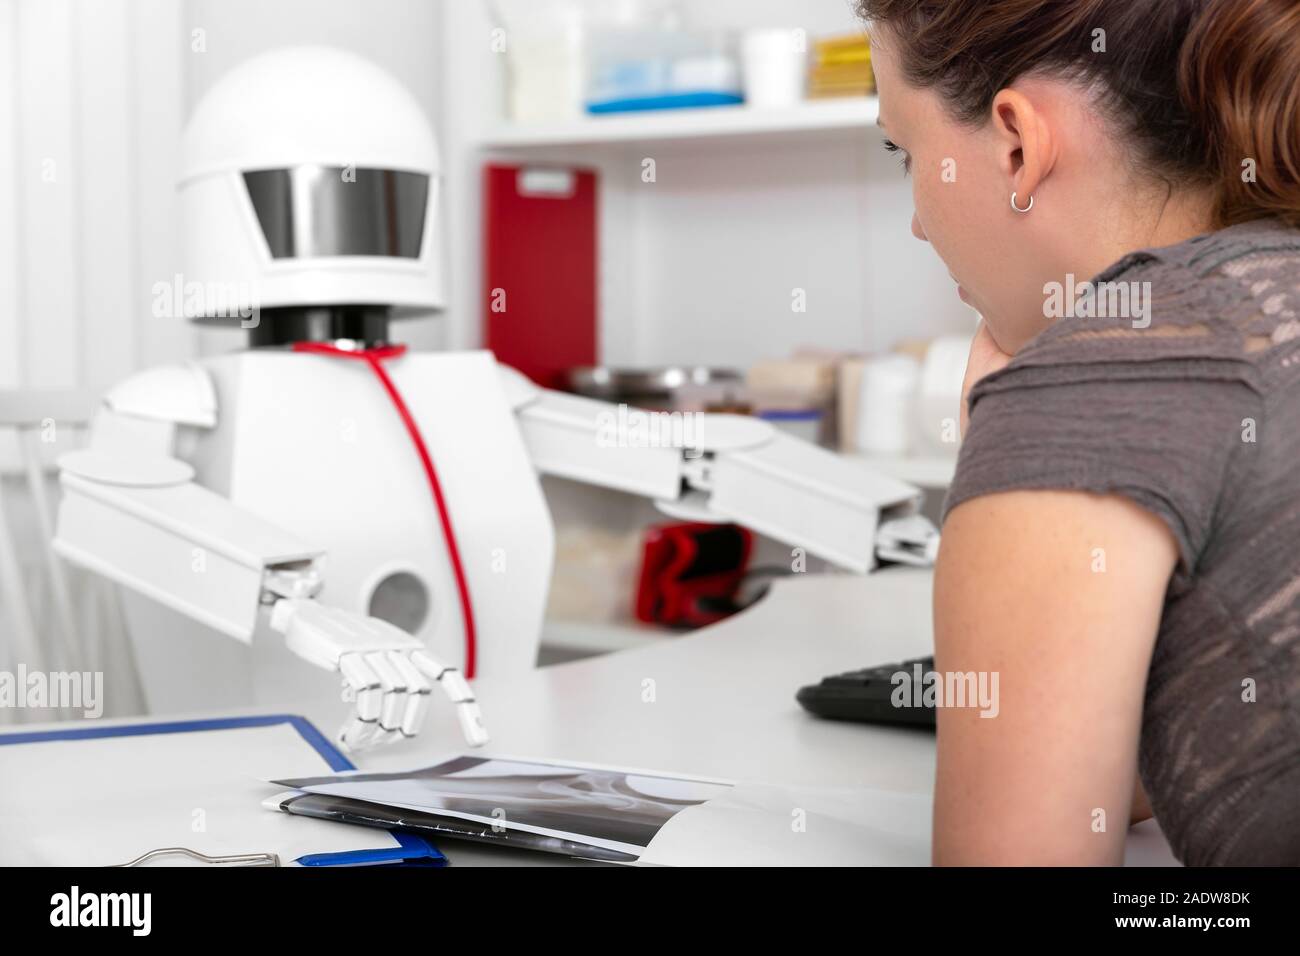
[{"x1": 858, "y1": 0, "x2": 1300, "y2": 228}]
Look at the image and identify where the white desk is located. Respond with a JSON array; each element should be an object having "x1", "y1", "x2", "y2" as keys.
[
  {"x1": 4, "y1": 568, "x2": 1178, "y2": 865},
  {"x1": 358, "y1": 567, "x2": 938, "y2": 866},
  {"x1": 368, "y1": 568, "x2": 939, "y2": 790},
  {"x1": 362, "y1": 567, "x2": 1176, "y2": 866}
]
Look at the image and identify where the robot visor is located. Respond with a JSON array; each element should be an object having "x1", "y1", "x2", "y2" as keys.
[{"x1": 243, "y1": 166, "x2": 429, "y2": 260}]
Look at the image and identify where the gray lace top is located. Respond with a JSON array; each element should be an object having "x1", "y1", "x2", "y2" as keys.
[{"x1": 944, "y1": 217, "x2": 1300, "y2": 865}]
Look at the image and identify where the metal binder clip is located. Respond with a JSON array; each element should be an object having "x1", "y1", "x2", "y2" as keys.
[{"x1": 113, "y1": 847, "x2": 281, "y2": 867}]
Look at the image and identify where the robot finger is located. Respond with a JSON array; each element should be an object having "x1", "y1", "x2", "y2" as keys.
[
  {"x1": 439, "y1": 667, "x2": 475, "y2": 705},
  {"x1": 364, "y1": 650, "x2": 409, "y2": 734},
  {"x1": 456, "y1": 700, "x2": 490, "y2": 747},
  {"x1": 401, "y1": 691, "x2": 432, "y2": 739},
  {"x1": 439, "y1": 668, "x2": 489, "y2": 747},
  {"x1": 337, "y1": 715, "x2": 378, "y2": 753},
  {"x1": 410, "y1": 652, "x2": 488, "y2": 746},
  {"x1": 388, "y1": 652, "x2": 432, "y2": 738},
  {"x1": 370, "y1": 726, "x2": 404, "y2": 749},
  {"x1": 339, "y1": 653, "x2": 383, "y2": 724},
  {"x1": 410, "y1": 648, "x2": 452, "y2": 682}
]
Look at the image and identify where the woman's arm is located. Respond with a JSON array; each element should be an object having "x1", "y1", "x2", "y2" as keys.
[{"x1": 932, "y1": 489, "x2": 1177, "y2": 865}]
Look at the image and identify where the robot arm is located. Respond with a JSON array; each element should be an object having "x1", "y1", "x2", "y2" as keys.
[
  {"x1": 53, "y1": 364, "x2": 486, "y2": 751},
  {"x1": 499, "y1": 364, "x2": 939, "y2": 573}
]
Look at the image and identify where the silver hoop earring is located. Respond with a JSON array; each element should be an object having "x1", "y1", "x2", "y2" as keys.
[{"x1": 1011, "y1": 191, "x2": 1034, "y2": 213}]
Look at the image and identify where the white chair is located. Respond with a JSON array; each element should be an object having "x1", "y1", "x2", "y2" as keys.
[{"x1": 0, "y1": 390, "x2": 142, "y2": 723}]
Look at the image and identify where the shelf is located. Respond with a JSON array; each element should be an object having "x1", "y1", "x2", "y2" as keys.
[{"x1": 478, "y1": 97, "x2": 880, "y2": 150}]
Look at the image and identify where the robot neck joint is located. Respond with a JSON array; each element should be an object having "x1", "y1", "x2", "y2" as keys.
[{"x1": 248, "y1": 306, "x2": 392, "y2": 350}]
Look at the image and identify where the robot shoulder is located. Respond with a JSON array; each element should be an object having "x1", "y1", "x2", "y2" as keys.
[
  {"x1": 495, "y1": 360, "x2": 542, "y2": 410},
  {"x1": 103, "y1": 362, "x2": 218, "y2": 428}
]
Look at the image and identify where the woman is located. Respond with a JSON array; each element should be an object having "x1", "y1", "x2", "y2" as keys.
[{"x1": 858, "y1": 0, "x2": 1300, "y2": 864}]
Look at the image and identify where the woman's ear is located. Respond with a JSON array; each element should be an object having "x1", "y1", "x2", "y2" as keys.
[{"x1": 990, "y1": 89, "x2": 1057, "y2": 205}]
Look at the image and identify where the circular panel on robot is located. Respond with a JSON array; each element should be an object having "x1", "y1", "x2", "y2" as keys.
[
  {"x1": 689, "y1": 414, "x2": 773, "y2": 451},
  {"x1": 58, "y1": 449, "x2": 195, "y2": 487},
  {"x1": 367, "y1": 571, "x2": 430, "y2": 634}
]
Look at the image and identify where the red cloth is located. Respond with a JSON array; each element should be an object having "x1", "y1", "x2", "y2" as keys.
[{"x1": 292, "y1": 342, "x2": 478, "y2": 678}]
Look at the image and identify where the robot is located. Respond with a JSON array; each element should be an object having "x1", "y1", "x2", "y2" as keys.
[{"x1": 53, "y1": 48, "x2": 937, "y2": 752}]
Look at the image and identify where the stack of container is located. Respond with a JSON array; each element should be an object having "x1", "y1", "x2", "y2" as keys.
[{"x1": 807, "y1": 34, "x2": 875, "y2": 99}]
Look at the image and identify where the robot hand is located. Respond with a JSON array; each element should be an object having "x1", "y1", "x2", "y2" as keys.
[{"x1": 268, "y1": 598, "x2": 489, "y2": 753}]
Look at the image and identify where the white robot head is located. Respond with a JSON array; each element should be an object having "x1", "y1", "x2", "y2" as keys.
[{"x1": 179, "y1": 47, "x2": 442, "y2": 343}]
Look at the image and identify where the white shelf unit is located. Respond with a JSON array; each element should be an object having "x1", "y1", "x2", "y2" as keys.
[
  {"x1": 440, "y1": 0, "x2": 973, "y2": 365},
  {"x1": 478, "y1": 97, "x2": 880, "y2": 151}
]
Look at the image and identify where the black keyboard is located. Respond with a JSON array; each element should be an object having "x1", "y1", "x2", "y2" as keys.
[{"x1": 797, "y1": 655, "x2": 937, "y2": 728}]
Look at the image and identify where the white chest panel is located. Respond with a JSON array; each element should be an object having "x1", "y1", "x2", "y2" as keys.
[{"x1": 187, "y1": 350, "x2": 554, "y2": 709}]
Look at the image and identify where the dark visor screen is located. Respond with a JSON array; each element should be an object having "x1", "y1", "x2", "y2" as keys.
[{"x1": 244, "y1": 166, "x2": 428, "y2": 259}]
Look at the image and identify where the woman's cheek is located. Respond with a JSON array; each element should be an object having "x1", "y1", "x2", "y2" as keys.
[
  {"x1": 913, "y1": 175, "x2": 964, "y2": 270},
  {"x1": 911, "y1": 174, "x2": 943, "y2": 243}
]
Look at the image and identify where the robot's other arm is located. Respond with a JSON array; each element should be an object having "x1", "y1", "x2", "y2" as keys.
[
  {"x1": 53, "y1": 363, "x2": 486, "y2": 750},
  {"x1": 499, "y1": 364, "x2": 938, "y2": 573}
]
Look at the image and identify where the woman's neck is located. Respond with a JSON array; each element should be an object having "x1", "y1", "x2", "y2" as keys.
[
  {"x1": 1145, "y1": 186, "x2": 1219, "y2": 248},
  {"x1": 1074, "y1": 186, "x2": 1218, "y2": 283}
]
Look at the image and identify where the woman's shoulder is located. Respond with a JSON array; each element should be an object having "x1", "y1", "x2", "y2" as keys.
[
  {"x1": 1013, "y1": 217, "x2": 1300, "y2": 380},
  {"x1": 949, "y1": 226, "x2": 1294, "y2": 567}
]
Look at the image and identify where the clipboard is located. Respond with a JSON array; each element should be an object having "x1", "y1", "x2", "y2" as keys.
[{"x1": 0, "y1": 714, "x2": 444, "y2": 867}]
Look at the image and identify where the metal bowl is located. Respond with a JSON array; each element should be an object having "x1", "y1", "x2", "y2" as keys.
[{"x1": 567, "y1": 366, "x2": 743, "y2": 402}]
